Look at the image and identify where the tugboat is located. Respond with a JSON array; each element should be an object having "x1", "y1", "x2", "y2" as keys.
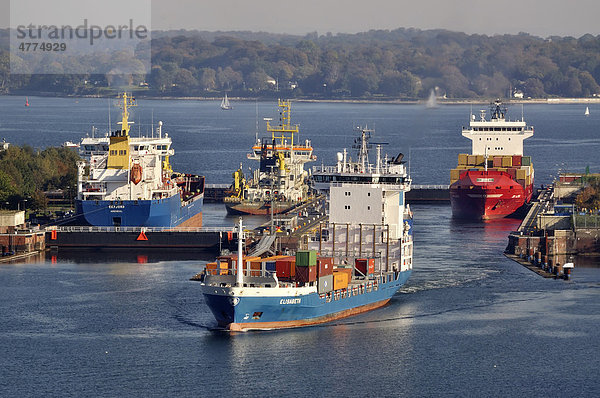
[
  {"x1": 450, "y1": 100, "x2": 534, "y2": 220},
  {"x1": 198, "y1": 127, "x2": 413, "y2": 331},
  {"x1": 224, "y1": 99, "x2": 315, "y2": 215},
  {"x1": 74, "y1": 93, "x2": 205, "y2": 227}
]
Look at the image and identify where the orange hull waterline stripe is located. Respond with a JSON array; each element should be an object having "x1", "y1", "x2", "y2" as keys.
[{"x1": 226, "y1": 298, "x2": 391, "y2": 332}]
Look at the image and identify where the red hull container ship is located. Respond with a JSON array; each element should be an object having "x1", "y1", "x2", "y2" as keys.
[{"x1": 450, "y1": 101, "x2": 534, "y2": 220}]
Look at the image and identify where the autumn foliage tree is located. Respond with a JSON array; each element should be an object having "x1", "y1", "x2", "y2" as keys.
[
  {"x1": 0, "y1": 146, "x2": 79, "y2": 211},
  {"x1": 575, "y1": 179, "x2": 600, "y2": 211}
]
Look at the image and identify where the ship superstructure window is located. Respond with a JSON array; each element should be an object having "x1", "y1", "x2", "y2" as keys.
[{"x1": 312, "y1": 175, "x2": 405, "y2": 185}]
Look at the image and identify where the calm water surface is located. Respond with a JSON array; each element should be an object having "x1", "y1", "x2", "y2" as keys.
[{"x1": 1, "y1": 97, "x2": 599, "y2": 396}]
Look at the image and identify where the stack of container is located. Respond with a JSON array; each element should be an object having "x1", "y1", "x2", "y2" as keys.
[
  {"x1": 450, "y1": 153, "x2": 533, "y2": 187},
  {"x1": 246, "y1": 256, "x2": 262, "y2": 276},
  {"x1": 261, "y1": 255, "x2": 288, "y2": 273},
  {"x1": 332, "y1": 270, "x2": 349, "y2": 290},
  {"x1": 276, "y1": 256, "x2": 296, "y2": 280},
  {"x1": 205, "y1": 261, "x2": 229, "y2": 275},
  {"x1": 295, "y1": 250, "x2": 317, "y2": 284},
  {"x1": 355, "y1": 258, "x2": 375, "y2": 277},
  {"x1": 317, "y1": 256, "x2": 334, "y2": 277},
  {"x1": 294, "y1": 250, "x2": 332, "y2": 293}
]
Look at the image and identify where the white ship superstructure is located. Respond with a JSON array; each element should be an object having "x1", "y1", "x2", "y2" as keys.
[
  {"x1": 310, "y1": 128, "x2": 413, "y2": 273},
  {"x1": 464, "y1": 100, "x2": 533, "y2": 157}
]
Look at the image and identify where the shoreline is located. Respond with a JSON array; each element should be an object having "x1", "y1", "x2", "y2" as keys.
[{"x1": 4, "y1": 92, "x2": 600, "y2": 105}]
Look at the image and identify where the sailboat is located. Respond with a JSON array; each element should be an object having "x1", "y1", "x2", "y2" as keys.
[
  {"x1": 584, "y1": 106, "x2": 590, "y2": 116},
  {"x1": 220, "y1": 94, "x2": 233, "y2": 110},
  {"x1": 25, "y1": 97, "x2": 29, "y2": 107}
]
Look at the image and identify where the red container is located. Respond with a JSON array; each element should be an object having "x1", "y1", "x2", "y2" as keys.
[
  {"x1": 355, "y1": 258, "x2": 375, "y2": 276},
  {"x1": 512, "y1": 155, "x2": 522, "y2": 167},
  {"x1": 317, "y1": 257, "x2": 334, "y2": 276},
  {"x1": 276, "y1": 256, "x2": 296, "y2": 279},
  {"x1": 507, "y1": 168, "x2": 517, "y2": 179},
  {"x1": 296, "y1": 265, "x2": 317, "y2": 283},
  {"x1": 492, "y1": 156, "x2": 503, "y2": 168}
]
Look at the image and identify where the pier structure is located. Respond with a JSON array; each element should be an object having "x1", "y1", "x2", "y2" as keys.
[
  {"x1": 1, "y1": 210, "x2": 46, "y2": 262},
  {"x1": 505, "y1": 174, "x2": 600, "y2": 279},
  {"x1": 40, "y1": 184, "x2": 447, "y2": 254}
]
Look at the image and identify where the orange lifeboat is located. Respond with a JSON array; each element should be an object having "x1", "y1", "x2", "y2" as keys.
[{"x1": 130, "y1": 163, "x2": 143, "y2": 185}]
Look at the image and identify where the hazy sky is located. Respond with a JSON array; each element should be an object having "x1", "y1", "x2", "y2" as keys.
[
  {"x1": 152, "y1": 0, "x2": 600, "y2": 37},
  {"x1": 3, "y1": 0, "x2": 600, "y2": 38}
]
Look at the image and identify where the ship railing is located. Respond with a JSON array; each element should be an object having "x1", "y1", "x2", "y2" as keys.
[
  {"x1": 205, "y1": 183, "x2": 230, "y2": 189},
  {"x1": 53, "y1": 226, "x2": 234, "y2": 233},
  {"x1": 411, "y1": 185, "x2": 450, "y2": 190},
  {"x1": 573, "y1": 214, "x2": 600, "y2": 229}
]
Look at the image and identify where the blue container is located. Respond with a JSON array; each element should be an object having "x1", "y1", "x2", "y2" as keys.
[{"x1": 265, "y1": 261, "x2": 276, "y2": 272}]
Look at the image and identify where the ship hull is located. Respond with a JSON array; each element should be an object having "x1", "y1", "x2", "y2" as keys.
[
  {"x1": 450, "y1": 170, "x2": 533, "y2": 220},
  {"x1": 202, "y1": 270, "x2": 411, "y2": 331},
  {"x1": 75, "y1": 193, "x2": 203, "y2": 227},
  {"x1": 225, "y1": 201, "x2": 296, "y2": 216}
]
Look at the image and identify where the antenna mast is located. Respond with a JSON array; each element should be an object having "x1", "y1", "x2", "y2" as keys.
[{"x1": 108, "y1": 99, "x2": 111, "y2": 133}]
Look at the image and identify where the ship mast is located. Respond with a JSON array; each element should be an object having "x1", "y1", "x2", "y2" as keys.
[
  {"x1": 236, "y1": 217, "x2": 244, "y2": 287},
  {"x1": 266, "y1": 99, "x2": 299, "y2": 147}
]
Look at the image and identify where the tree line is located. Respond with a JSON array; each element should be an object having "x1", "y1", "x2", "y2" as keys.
[
  {"x1": 0, "y1": 145, "x2": 79, "y2": 211},
  {"x1": 2, "y1": 28, "x2": 600, "y2": 99}
]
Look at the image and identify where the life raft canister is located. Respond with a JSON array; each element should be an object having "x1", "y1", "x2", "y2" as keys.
[{"x1": 131, "y1": 163, "x2": 143, "y2": 185}]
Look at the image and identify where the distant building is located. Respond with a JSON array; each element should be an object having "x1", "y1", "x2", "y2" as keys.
[
  {"x1": 513, "y1": 90, "x2": 524, "y2": 99},
  {"x1": 1, "y1": 139, "x2": 9, "y2": 151},
  {"x1": 0, "y1": 211, "x2": 25, "y2": 234}
]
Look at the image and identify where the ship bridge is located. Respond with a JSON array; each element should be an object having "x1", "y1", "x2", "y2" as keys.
[{"x1": 462, "y1": 101, "x2": 533, "y2": 157}]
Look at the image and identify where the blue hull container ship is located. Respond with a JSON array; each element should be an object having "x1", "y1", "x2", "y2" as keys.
[
  {"x1": 199, "y1": 127, "x2": 413, "y2": 331},
  {"x1": 75, "y1": 94, "x2": 204, "y2": 228}
]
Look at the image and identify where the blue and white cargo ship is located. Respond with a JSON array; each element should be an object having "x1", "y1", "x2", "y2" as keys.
[
  {"x1": 75, "y1": 94, "x2": 204, "y2": 228},
  {"x1": 199, "y1": 127, "x2": 413, "y2": 331}
]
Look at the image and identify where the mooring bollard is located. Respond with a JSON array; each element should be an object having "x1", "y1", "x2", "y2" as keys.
[{"x1": 563, "y1": 262, "x2": 574, "y2": 280}]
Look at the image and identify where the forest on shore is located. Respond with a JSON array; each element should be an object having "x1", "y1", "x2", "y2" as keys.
[
  {"x1": 2, "y1": 28, "x2": 600, "y2": 100},
  {"x1": 0, "y1": 145, "x2": 78, "y2": 211}
]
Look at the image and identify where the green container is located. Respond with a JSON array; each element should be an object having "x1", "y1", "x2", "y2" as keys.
[
  {"x1": 296, "y1": 250, "x2": 317, "y2": 267},
  {"x1": 521, "y1": 156, "x2": 531, "y2": 166}
]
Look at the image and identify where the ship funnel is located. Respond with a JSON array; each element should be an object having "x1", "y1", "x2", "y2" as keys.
[
  {"x1": 336, "y1": 152, "x2": 343, "y2": 173},
  {"x1": 391, "y1": 153, "x2": 404, "y2": 164}
]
